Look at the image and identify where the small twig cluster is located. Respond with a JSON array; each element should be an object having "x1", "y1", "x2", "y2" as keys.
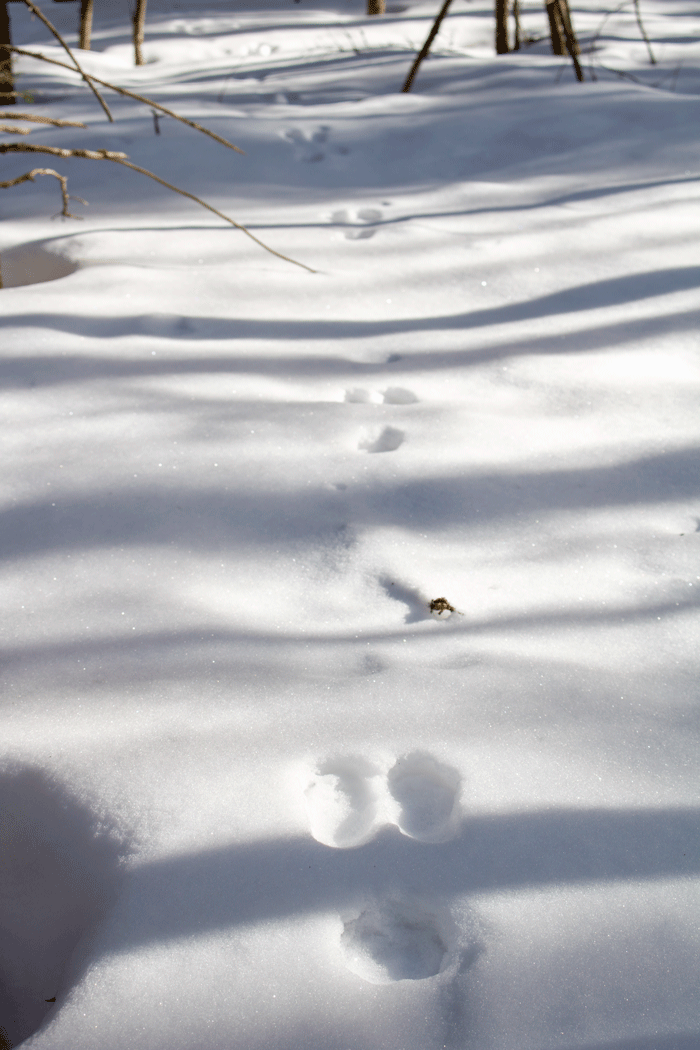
[
  {"x1": 0, "y1": 165, "x2": 87, "y2": 219},
  {"x1": 1, "y1": 0, "x2": 314, "y2": 277}
]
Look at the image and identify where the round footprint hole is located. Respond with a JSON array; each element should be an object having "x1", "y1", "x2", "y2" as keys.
[
  {"x1": 387, "y1": 752, "x2": 461, "y2": 843},
  {"x1": 341, "y1": 899, "x2": 450, "y2": 984},
  {"x1": 304, "y1": 756, "x2": 380, "y2": 849},
  {"x1": 358, "y1": 426, "x2": 404, "y2": 454}
]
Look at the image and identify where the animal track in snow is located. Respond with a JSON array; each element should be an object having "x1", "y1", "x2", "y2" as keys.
[
  {"x1": 344, "y1": 387, "x2": 418, "y2": 405},
  {"x1": 358, "y1": 426, "x2": 404, "y2": 453},
  {"x1": 387, "y1": 753, "x2": 461, "y2": 843},
  {"x1": 281, "y1": 125, "x2": 348, "y2": 163},
  {"x1": 382, "y1": 386, "x2": 418, "y2": 404},
  {"x1": 340, "y1": 897, "x2": 453, "y2": 984},
  {"x1": 304, "y1": 756, "x2": 382, "y2": 848},
  {"x1": 331, "y1": 207, "x2": 383, "y2": 240},
  {"x1": 344, "y1": 387, "x2": 382, "y2": 404},
  {"x1": 304, "y1": 752, "x2": 461, "y2": 847}
]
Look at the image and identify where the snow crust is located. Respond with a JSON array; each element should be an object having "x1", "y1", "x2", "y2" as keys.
[{"x1": 1, "y1": 0, "x2": 700, "y2": 1047}]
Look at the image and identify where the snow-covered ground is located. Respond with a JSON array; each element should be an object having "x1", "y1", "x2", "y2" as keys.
[{"x1": 1, "y1": 0, "x2": 699, "y2": 1047}]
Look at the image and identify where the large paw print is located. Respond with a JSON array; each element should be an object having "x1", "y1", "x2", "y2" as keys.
[
  {"x1": 340, "y1": 896, "x2": 454, "y2": 984},
  {"x1": 303, "y1": 753, "x2": 465, "y2": 985},
  {"x1": 304, "y1": 752, "x2": 461, "y2": 848},
  {"x1": 304, "y1": 756, "x2": 383, "y2": 848},
  {"x1": 387, "y1": 752, "x2": 462, "y2": 844}
]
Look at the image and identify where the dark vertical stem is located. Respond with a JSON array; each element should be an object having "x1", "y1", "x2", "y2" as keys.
[
  {"x1": 632, "y1": 0, "x2": 656, "y2": 64},
  {"x1": 402, "y1": 0, "x2": 454, "y2": 92},
  {"x1": 546, "y1": 0, "x2": 565, "y2": 55},
  {"x1": 495, "y1": 0, "x2": 509, "y2": 53},
  {"x1": 133, "y1": 0, "x2": 147, "y2": 65},
  {"x1": 558, "y1": 0, "x2": 579, "y2": 53},
  {"x1": 367, "y1": 0, "x2": 385, "y2": 14},
  {"x1": 558, "y1": 0, "x2": 584, "y2": 80},
  {"x1": 0, "y1": 0, "x2": 14, "y2": 106},
  {"x1": 79, "y1": 0, "x2": 94, "y2": 51},
  {"x1": 511, "y1": 0, "x2": 521, "y2": 49}
]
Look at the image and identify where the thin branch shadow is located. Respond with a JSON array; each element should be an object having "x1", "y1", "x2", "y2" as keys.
[{"x1": 0, "y1": 765, "x2": 130, "y2": 1048}]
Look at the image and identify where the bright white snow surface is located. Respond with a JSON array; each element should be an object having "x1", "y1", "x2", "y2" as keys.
[{"x1": 1, "y1": 0, "x2": 700, "y2": 1047}]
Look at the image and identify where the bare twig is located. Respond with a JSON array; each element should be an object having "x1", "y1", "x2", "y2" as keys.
[
  {"x1": 1, "y1": 143, "x2": 128, "y2": 161},
  {"x1": 546, "y1": 0, "x2": 566, "y2": 55},
  {"x1": 133, "y1": 0, "x2": 147, "y2": 65},
  {"x1": 79, "y1": 0, "x2": 94, "y2": 52},
  {"x1": 0, "y1": 111, "x2": 87, "y2": 127},
  {"x1": 19, "y1": 0, "x2": 113, "y2": 121},
  {"x1": 0, "y1": 123, "x2": 31, "y2": 133},
  {"x1": 558, "y1": 0, "x2": 584, "y2": 80},
  {"x1": 0, "y1": 166, "x2": 87, "y2": 218},
  {"x1": 0, "y1": 143, "x2": 314, "y2": 272},
  {"x1": 512, "y1": 0, "x2": 521, "y2": 50},
  {"x1": 588, "y1": 0, "x2": 629, "y2": 54},
  {"x1": 9, "y1": 47, "x2": 244, "y2": 153},
  {"x1": 402, "y1": 0, "x2": 454, "y2": 92},
  {"x1": 632, "y1": 0, "x2": 656, "y2": 64}
]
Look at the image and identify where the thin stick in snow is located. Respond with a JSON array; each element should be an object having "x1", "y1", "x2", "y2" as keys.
[
  {"x1": 0, "y1": 111, "x2": 87, "y2": 127},
  {"x1": 402, "y1": 0, "x2": 454, "y2": 93},
  {"x1": 133, "y1": 0, "x2": 147, "y2": 66},
  {"x1": 0, "y1": 165, "x2": 87, "y2": 219},
  {"x1": 632, "y1": 0, "x2": 656, "y2": 64},
  {"x1": 19, "y1": 0, "x2": 113, "y2": 121},
  {"x1": 79, "y1": 0, "x2": 94, "y2": 52},
  {"x1": 0, "y1": 143, "x2": 316, "y2": 272},
  {"x1": 9, "y1": 47, "x2": 245, "y2": 154}
]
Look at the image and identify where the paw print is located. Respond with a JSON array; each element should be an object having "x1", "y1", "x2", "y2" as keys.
[
  {"x1": 304, "y1": 751, "x2": 461, "y2": 849},
  {"x1": 280, "y1": 125, "x2": 348, "y2": 163},
  {"x1": 302, "y1": 752, "x2": 467, "y2": 984},
  {"x1": 330, "y1": 207, "x2": 383, "y2": 239}
]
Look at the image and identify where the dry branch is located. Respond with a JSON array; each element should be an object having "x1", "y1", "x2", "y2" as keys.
[
  {"x1": 0, "y1": 111, "x2": 87, "y2": 127},
  {"x1": 133, "y1": 0, "x2": 147, "y2": 65},
  {"x1": 0, "y1": 143, "x2": 314, "y2": 272},
  {"x1": 79, "y1": 0, "x2": 94, "y2": 52},
  {"x1": 558, "y1": 0, "x2": 584, "y2": 80},
  {"x1": 9, "y1": 47, "x2": 244, "y2": 154},
  {"x1": 632, "y1": 0, "x2": 656, "y2": 64},
  {"x1": 402, "y1": 0, "x2": 454, "y2": 92},
  {"x1": 0, "y1": 165, "x2": 87, "y2": 218},
  {"x1": 19, "y1": 0, "x2": 113, "y2": 121},
  {"x1": 1, "y1": 142, "x2": 127, "y2": 161}
]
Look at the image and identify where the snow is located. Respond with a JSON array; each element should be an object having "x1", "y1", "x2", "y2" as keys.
[{"x1": 1, "y1": 0, "x2": 699, "y2": 1047}]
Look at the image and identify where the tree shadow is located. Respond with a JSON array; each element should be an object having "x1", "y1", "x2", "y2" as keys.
[
  {"x1": 0, "y1": 445, "x2": 697, "y2": 564},
  {"x1": 2, "y1": 266, "x2": 698, "y2": 348},
  {"x1": 104, "y1": 805, "x2": 700, "y2": 957},
  {"x1": 0, "y1": 765, "x2": 132, "y2": 1049}
]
